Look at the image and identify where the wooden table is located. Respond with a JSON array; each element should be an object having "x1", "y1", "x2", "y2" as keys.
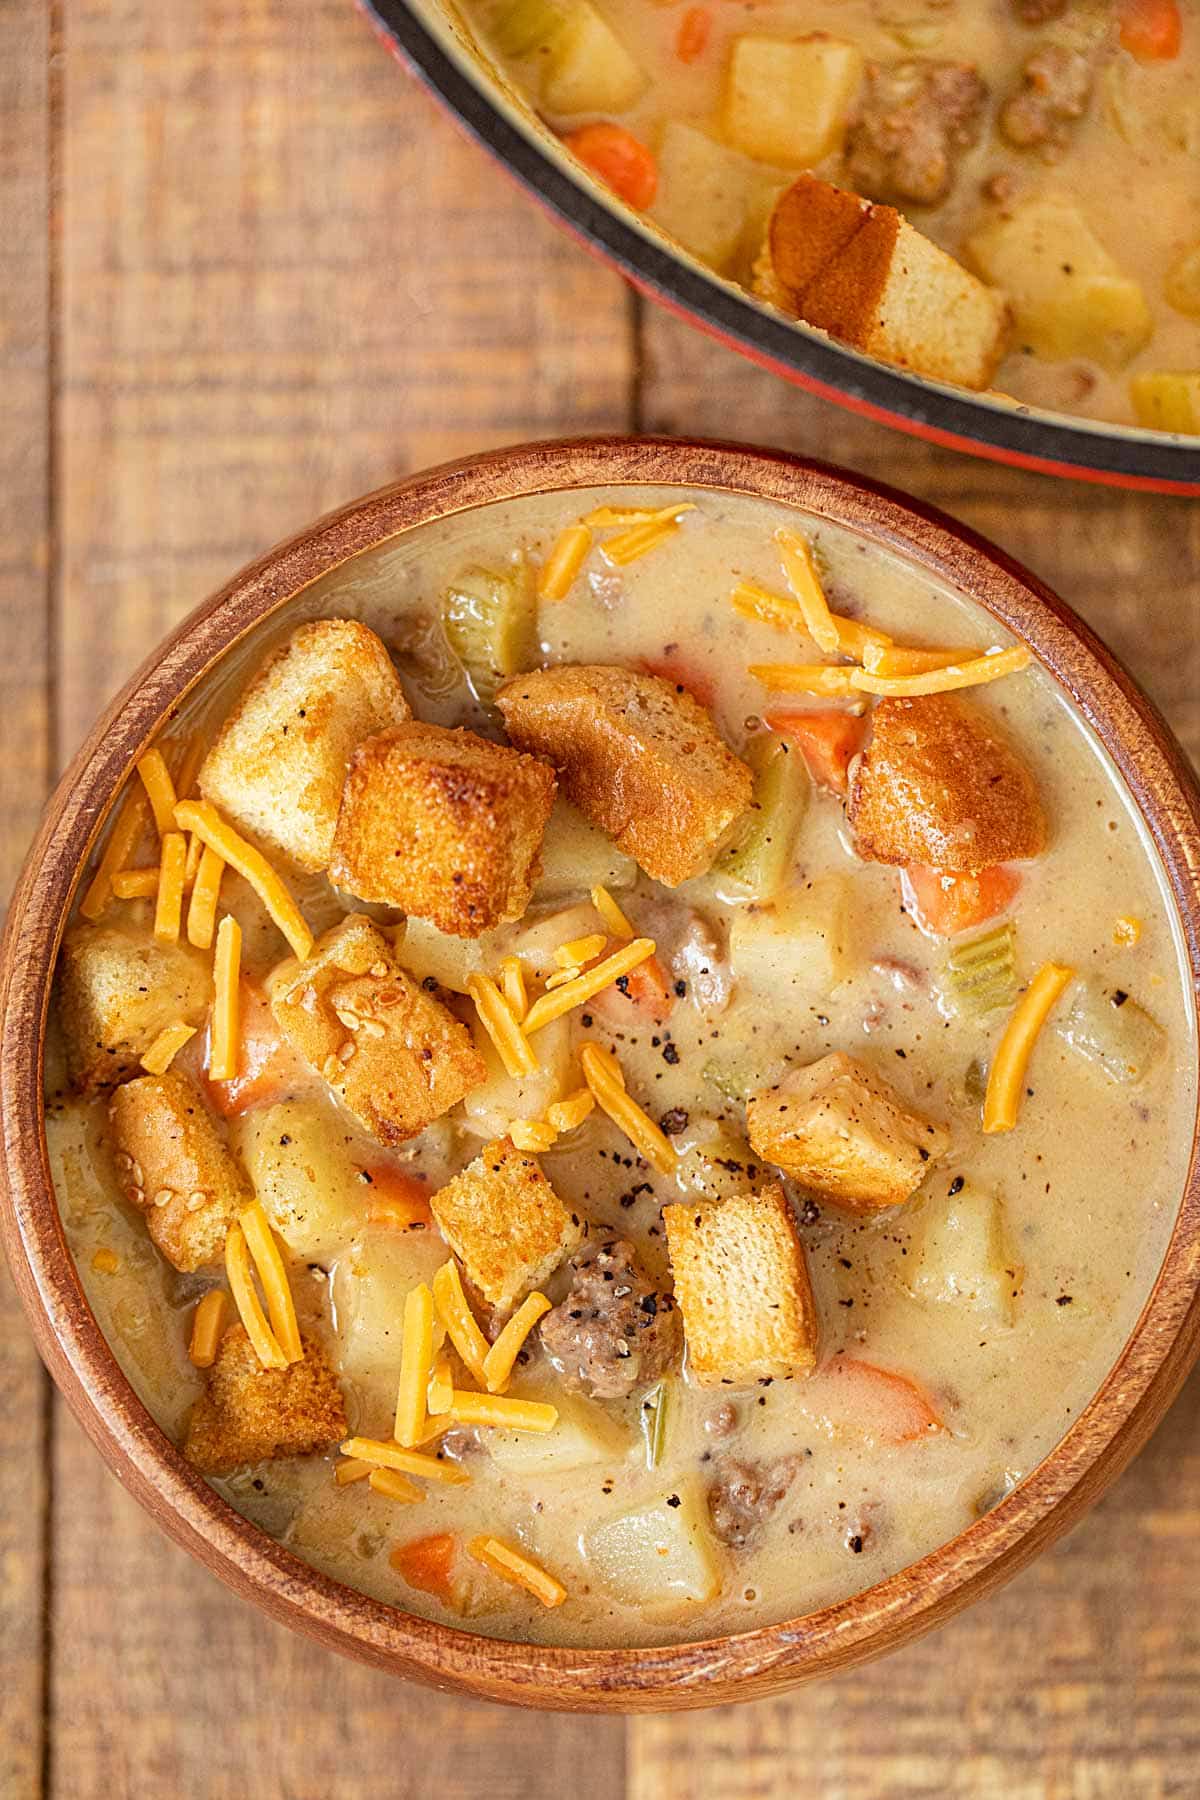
[{"x1": 3, "y1": 1, "x2": 1200, "y2": 1792}]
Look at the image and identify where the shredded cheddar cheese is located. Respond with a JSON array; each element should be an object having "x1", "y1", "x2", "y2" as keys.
[
  {"x1": 334, "y1": 1457, "x2": 373, "y2": 1486},
  {"x1": 427, "y1": 1355, "x2": 455, "y2": 1416},
  {"x1": 171, "y1": 730, "x2": 207, "y2": 801},
  {"x1": 448, "y1": 1392, "x2": 558, "y2": 1433},
  {"x1": 188, "y1": 1288, "x2": 227, "y2": 1368},
  {"x1": 467, "y1": 1535, "x2": 566, "y2": 1609},
  {"x1": 482, "y1": 1293, "x2": 551, "y2": 1394},
  {"x1": 140, "y1": 1019, "x2": 197, "y2": 1075},
  {"x1": 544, "y1": 966, "x2": 582, "y2": 992},
  {"x1": 152, "y1": 832, "x2": 188, "y2": 944},
  {"x1": 136, "y1": 748, "x2": 180, "y2": 838},
  {"x1": 850, "y1": 645, "x2": 1032, "y2": 698},
  {"x1": 602, "y1": 515, "x2": 685, "y2": 567},
  {"x1": 341, "y1": 1437, "x2": 473, "y2": 1485},
  {"x1": 368, "y1": 1467, "x2": 424, "y2": 1504},
  {"x1": 80, "y1": 786, "x2": 152, "y2": 920},
  {"x1": 580, "y1": 1042, "x2": 677, "y2": 1175},
  {"x1": 749, "y1": 663, "x2": 858, "y2": 697},
  {"x1": 776, "y1": 528, "x2": 839, "y2": 655},
  {"x1": 591, "y1": 884, "x2": 634, "y2": 940},
  {"x1": 209, "y1": 914, "x2": 242, "y2": 1083},
  {"x1": 522, "y1": 937, "x2": 656, "y2": 1034},
  {"x1": 468, "y1": 972, "x2": 538, "y2": 1078},
  {"x1": 240, "y1": 1199, "x2": 303, "y2": 1363},
  {"x1": 184, "y1": 832, "x2": 202, "y2": 885},
  {"x1": 555, "y1": 933, "x2": 606, "y2": 969},
  {"x1": 983, "y1": 962, "x2": 1075, "y2": 1134},
  {"x1": 225, "y1": 1222, "x2": 287, "y2": 1369},
  {"x1": 394, "y1": 1282, "x2": 436, "y2": 1447},
  {"x1": 432, "y1": 1260, "x2": 491, "y2": 1389},
  {"x1": 498, "y1": 955, "x2": 528, "y2": 1023},
  {"x1": 861, "y1": 641, "x2": 980, "y2": 677},
  {"x1": 174, "y1": 799, "x2": 313, "y2": 961},
  {"x1": 111, "y1": 867, "x2": 161, "y2": 900},
  {"x1": 509, "y1": 1119, "x2": 558, "y2": 1153},
  {"x1": 186, "y1": 844, "x2": 225, "y2": 950},
  {"x1": 546, "y1": 1088, "x2": 595, "y2": 1133},
  {"x1": 730, "y1": 579, "x2": 892, "y2": 660},
  {"x1": 538, "y1": 524, "x2": 593, "y2": 601},
  {"x1": 91, "y1": 1247, "x2": 121, "y2": 1275},
  {"x1": 582, "y1": 502, "x2": 695, "y2": 529}
]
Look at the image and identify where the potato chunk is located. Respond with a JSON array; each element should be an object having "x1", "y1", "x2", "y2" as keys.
[
  {"x1": 269, "y1": 915, "x2": 485, "y2": 1146},
  {"x1": 109, "y1": 1070, "x2": 252, "y2": 1271},
  {"x1": 429, "y1": 1137, "x2": 583, "y2": 1314},
  {"x1": 909, "y1": 1181, "x2": 1021, "y2": 1325},
  {"x1": 663, "y1": 1182, "x2": 818, "y2": 1385},
  {"x1": 184, "y1": 1324, "x2": 347, "y2": 1473},
  {"x1": 723, "y1": 35, "x2": 864, "y2": 168},
  {"x1": 234, "y1": 1100, "x2": 381, "y2": 1262},
  {"x1": 540, "y1": 0, "x2": 646, "y2": 114},
  {"x1": 497, "y1": 665, "x2": 753, "y2": 887},
  {"x1": 584, "y1": 1482, "x2": 721, "y2": 1610},
  {"x1": 57, "y1": 925, "x2": 211, "y2": 1092},
  {"x1": 747, "y1": 1051, "x2": 949, "y2": 1213},
  {"x1": 329, "y1": 722, "x2": 557, "y2": 937},
  {"x1": 848, "y1": 694, "x2": 1045, "y2": 874},
  {"x1": 330, "y1": 1225, "x2": 448, "y2": 1390},
  {"x1": 198, "y1": 618, "x2": 411, "y2": 872},
  {"x1": 728, "y1": 875, "x2": 851, "y2": 997}
]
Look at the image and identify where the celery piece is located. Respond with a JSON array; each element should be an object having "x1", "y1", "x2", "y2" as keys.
[
  {"x1": 1058, "y1": 979, "x2": 1165, "y2": 1085},
  {"x1": 492, "y1": 0, "x2": 565, "y2": 56},
  {"x1": 946, "y1": 922, "x2": 1018, "y2": 1016},
  {"x1": 717, "y1": 735, "x2": 809, "y2": 899},
  {"x1": 640, "y1": 1381, "x2": 671, "y2": 1469},
  {"x1": 442, "y1": 559, "x2": 537, "y2": 708}
]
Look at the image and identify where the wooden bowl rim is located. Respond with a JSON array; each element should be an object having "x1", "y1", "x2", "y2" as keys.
[{"x1": 4, "y1": 435, "x2": 1200, "y2": 1711}]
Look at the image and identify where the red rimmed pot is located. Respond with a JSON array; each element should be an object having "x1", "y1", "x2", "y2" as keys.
[
  {"x1": 357, "y1": 0, "x2": 1200, "y2": 497},
  {"x1": 3, "y1": 436, "x2": 1200, "y2": 1710}
]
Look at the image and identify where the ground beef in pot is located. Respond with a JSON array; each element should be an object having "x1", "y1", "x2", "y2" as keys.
[
  {"x1": 707, "y1": 1455, "x2": 805, "y2": 1548},
  {"x1": 999, "y1": 44, "x2": 1093, "y2": 155},
  {"x1": 844, "y1": 61, "x2": 988, "y2": 207},
  {"x1": 539, "y1": 1238, "x2": 679, "y2": 1401}
]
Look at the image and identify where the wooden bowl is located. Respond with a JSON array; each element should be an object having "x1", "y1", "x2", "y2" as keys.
[{"x1": 4, "y1": 437, "x2": 1200, "y2": 1711}]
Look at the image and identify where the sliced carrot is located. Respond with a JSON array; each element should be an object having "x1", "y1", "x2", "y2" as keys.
[
  {"x1": 204, "y1": 982, "x2": 299, "y2": 1117},
  {"x1": 389, "y1": 1532, "x2": 458, "y2": 1603},
  {"x1": 765, "y1": 709, "x2": 867, "y2": 795},
  {"x1": 561, "y1": 123, "x2": 658, "y2": 211},
  {"x1": 901, "y1": 864, "x2": 1021, "y2": 939},
  {"x1": 1119, "y1": 0, "x2": 1181, "y2": 58},
  {"x1": 675, "y1": 5, "x2": 711, "y2": 61},
  {"x1": 638, "y1": 654, "x2": 716, "y2": 709},
  {"x1": 362, "y1": 1164, "x2": 435, "y2": 1230},
  {"x1": 592, "y1": 951, "x2": 675, "y2": 1027},
  {"x1": 807, "y1": 1357, "x2": 943, "y2": 1445}
]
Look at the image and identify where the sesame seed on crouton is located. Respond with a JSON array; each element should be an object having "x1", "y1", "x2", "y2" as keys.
[
  {"x1": 184, "y1": 1324, "x2": 348, "y2": 1473},
  {"x1": 746, "y1": 1051, "x2": 950, "y2": 1214},
  {"x1": 198, "y1": 618, "x2": 411, "y2": 872},
  {"x1": 663, "y1": 1182, "x2": 819, "y2": 1386},
  {"x1": 847, "y1": 693, "x2": 1046, "y2": 874},
  {"x1": 269, "y1": 914, "x2": 485, "y2": 1146},
  {"x1": 496, "y1": 665, "x2": 753, "y2": 888},
  {"x1": 57, "y1": 925, "x2": 212, "y2": 1093},
  {"x1": 329, "y1": 722, "x2": 556, "y2": 937},
  {"x1": 109, "y1": 1070, "x2": 252, "y2": 1270},
  {"x1": 429, "y1": 1137, "x2": 583, "y2": 1315}
]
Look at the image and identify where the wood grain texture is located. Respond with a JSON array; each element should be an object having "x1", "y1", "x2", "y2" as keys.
[{"x1": 0, "y1": 0, "x2": 53, "y2": 1792}]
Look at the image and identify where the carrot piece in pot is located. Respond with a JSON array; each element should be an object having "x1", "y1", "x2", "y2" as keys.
[
  {"x1": 901, "y1": 863, "x2": 1021, "y2": 939},
  {"x1": 765, "y1": 709, "x2": 867, "y2": 794},
  {"x1": 1119, "y1": 0, "x2": 1181, "y2": 58},
  {"x1": 562, "y1": 123, "x2": 659, "y2": 210}
]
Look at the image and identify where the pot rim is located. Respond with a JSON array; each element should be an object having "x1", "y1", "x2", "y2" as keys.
[{"x1": 5, "y1": 434, "x2": 1200, "y2": 1711}]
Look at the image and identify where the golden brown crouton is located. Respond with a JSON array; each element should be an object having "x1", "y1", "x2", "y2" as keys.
[
  {"x1": 184, "y1": 1324, "x2": 347, "y2": 1473},
  {"x1": 496, "y1": 665, "x2": 753, "y2": 888},
  {"x1": 753, "y1": 174, "x2": 1010, "y2": 392},
  {"x1": 109, "y1": 1071, "x2": 252, "y2": 1270},
  {"x1": 663, "y1": 1183, "x2": 818, "y2": 1386},
  {"x1": 57, "y1": 925, "x2": 212, "y2": 1092},
  {"x1": 429, "y1": 1138, "x2": 583, "y2": 1314},
  {"x1": 329, "y1": 722, "x2": 556, "y2": 937},
  {"x1": 269, "y1": 914, "x2": 485, "y2": 1146},
  {"x1": 847, "y1": 694, "x2": 1046, "y2": 874},
  {"x1": 746, "y1": 1052, "x2": 949, "y2": 1214},
  {"x1": 199, "y1": 618, "x2": 411, "y2": 872}
]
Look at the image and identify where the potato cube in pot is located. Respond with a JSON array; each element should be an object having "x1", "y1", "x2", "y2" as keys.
[
  {"x1": 461, "y1": 1013, "x2": 572, "y2": 1141},
  {"x1": 728, "y1": 875, "x2": 850, "y2": 997},
  {"x1": 109, "y1": 1071, "x2": 252, "y2": 1272},
  {"x1": 486, "y1": 1393, "x2": 632, "y2": 1474},
  {"x1": 540, "y1": 0, "x2": 646, "y2": 114},
  {"x1": 330, "y1": 1225, "x2": 449, "y2": 1390},
  {"x1": 723, "y1": 36, "x2": 864, "y2": 169},
  {"x1": 908, "y1": 1182, "x2": 1021, "y2": 1326},
  {"x1": 58, "y1": 925, "x2": 211, "y2": 1093},
  {"x1": 233, "y1": 1100, "x2": 394, "y2": 1263},
  {"x1": 584, "y1": 1481, "x2": 721, "y2": 1610},
  {"x1": 653, "y1": 123, "x2": 757, "y2": 272},
  {"x1": 533, "y1": 798, "x2": 638, "y2": 903},
  {"x1": 1130, "y1": 372, "x2": 1200, "y2": 435}
]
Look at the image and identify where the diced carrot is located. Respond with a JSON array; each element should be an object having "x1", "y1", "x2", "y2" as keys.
[
  {"x1": 390, "y1": 1533, "x2": 459, "y2": 1603},
  {"x1": 765, "y1": 709, "x2": 868, "y2": 794},
  {"x1": 901, "y1": 864, "x2": 1021, "y2": 939},
  {"x1": 592, "y1": 952, "x2": 675, "y2": 1026},
  {"x1": 675, "y1": 5, "x2": 711, "y2": 61},
  {"x1": 561, "y1": 123, "x2": 658, "y2": 211},
  {"x1": 1119, "y1": 0, "x2": 1181, "y2": 58},
  {"x1": 362, "y1": 1164, "x2": 435, "y2": 1230},
  {"x1": 807, "y1": 1357, "x2": 943, "y2": 1445},
  {"x1": 204, "y1": 982, "x2": 299, "y2": 1117},
  {"x1": 638, "y1": 654, "x2": 716, "y2": 709}
]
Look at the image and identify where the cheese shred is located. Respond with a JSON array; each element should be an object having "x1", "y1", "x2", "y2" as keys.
[
  {"x1": 509, "y1": 1119, "x2": 558, "y2": 1153},
  {"x1": 538, "y1": 524, "x2": 593, "y2": 601},
  {"x1": 467, "y1": 972, "x2": 539, "y2": 1078},
  {"x1": 449, "y1": 1391, "x2": 559, "y2": 1433},
  {"x1": 334, "y1": 1457, "x2": 373, "y2": 1487},
  {"x1": 209, "y1": 914, "x2": 242, "y2": 1083},
  {"x1": 850, "y1": 645, "x2": 1032, "y2": 698},
  {"x1": 861, "y1": 641, "x2": 979, "y2": 678},
  {"x1": 80, "y1": 786, "x2": 152, "y2": 921},
  {"x1": 136, "y1": 749, "x2": 180, "y2": 838},
  {"x1": 186, "y1": 844, "x2": 225, "y2": 950},
  {"x1": 188, "y1": 1288, "x2": 227, "y2": 1369},
  {"x1": 582, "y1": 502, "x2": 695, "y2": 529},
  {"x1": 224, "y1": 1223, "x2": 287, "y2": 1370},
  {"x1": 522, "y1": 937, "x2": 656, "y2": 1034},
  {"x1": 240, "y1": 1199, "x2": 303, "y2": 1363},
  {"x1": 591, "y1": 884, "x2": 634, "y2": 940},
  {"x1": 394, "y1": 1283, "x2": 436, "y2": 1447},
  {"x1": 432, "y1": 1260, "x2": 491, "y2": 1389},
  {"x1": 427, "y1": 1355, "x2": 455, "y2": 1416},
  {"x1": 498, "y1": 955, "x2": 528, "y2": 1023},
  {"x1": 153, "y1": 832, "x2": 188, "y2": 944},
  {"x1": 749, "y1": 663, "x2": 859, "y2": 698},
  {"x1": 368, "y1": 1467, "x2": 424, "y2": 1504},
  {"x1": 546, "y1": 1088, "x2": 595, "y2": 1133},
  {"x1": 140, "y1": 1019, "x2": 197, "y2": 1075},
  {"x1": 341, "y1": 1437, "x2": 473, "y2": 1486},
  {"x1": 602, "y1": 516, "x2": 684, "y2": 567},
  {"x1": 730, "y1": 579, "x2": 891, "y2": 660},
  {"x1": 580, "y1": 1042, "x2": 678, "y2": 1175},
  {"x1": 482, "y1": 1292, "x2": 551, "y2": 1394},
  {"x1": 983, "y1": 962, "x2": 1075, "y2": 1134},
  {"x1": 174, "y1": 799, "x2": 313, "y2": 961},
  {"x1": 555, "y1": 933, "x2": 606, "y2": 969},
  {"x1": 467, "y1": 1535, "x2": 566, "y2": 1609},
  {"x1": 111, "y1": 868, "x2": 162, "y2": 900},
  {"x1": 775, "y1": 528, "x2": 840, "y2": 655}
]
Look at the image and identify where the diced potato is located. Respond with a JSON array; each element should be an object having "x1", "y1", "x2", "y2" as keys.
[
  {"x1": 396, "y1": 917, "x2": 485, "y2": 994},
  {"x1": 487, "y1": 1392, "x2": 632, "y2": 1473},
  {"x1": 966, "y1": 198, "x2": 1152, "y2": 369},
  {"x1": 1164, "y1": 243, "x2": 1200, "y2": 319},
  {"x1": 585, "y1": 1482, "x2": 721, "y2": 1611},
  {"x1": 1058, "y1": 979, "x2": 1165, "y2": 1085},
  {"x1": 722, "y1": 36, "x2": 864, "y2": 169},
  {"x1": 541, "y1": 1, "x2": 646, "y2": 114},
  {"x1": 534, "y1": 798, "x2": 638, "y2": 901},
  {"x1": 673, "y1": 1126, "x2": 763, "y2": 1204},
  {"x1": 233, "y1": 1101, "x2": 376, "y2": 1263},
  {"x1": 654, "y1": 123, "x2": 756, "y2": 271},
  {"x1": 504, "y1": 901, "x2": 602, "y2": 981},
  {"x1": 462, "y1": 1012, "x2": 572, "y2": 1138},
  {"x1": 909, "y1": 1183, "x2": 1020, "y2": 1326},
  {"x1": 329, "y1": 1225, "x2": 447, "y2": 1388},
  {"x1": 492, "y1": 0, "x2": 568, "y2": 59},
  {"x1": 729, "y1": 873, "x2": 850, "y2": 994},
  {"x1": 1130, "y1": 372, "x2": 1200, "y2": 435}
]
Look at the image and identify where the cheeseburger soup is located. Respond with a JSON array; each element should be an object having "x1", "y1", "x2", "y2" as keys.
[{"x1": 48, "y1": 485, "x2": 1194, "y2": 1648}]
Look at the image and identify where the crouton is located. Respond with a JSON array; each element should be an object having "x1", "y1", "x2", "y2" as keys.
[
  {"x1": 57, "y1": 925, "x2": 212, "y2": 1093},
  {"x1": 747, "y1": 1051, "x2": 949, "y2": 1213},
  {"x1": 184, "y1": 1324, "x2": 348, "y2": 1473},
  {"x1": 109, "y1": 1070, "x2": 252, "y2": 1270},
  {"x1": 429, "y1": 1138, "x2": 583, "y2": 1314},
  {"x1": 198, "y1": 618, "x2": 411, "y2": 872},
  {"x1": 496, "y1": 665, "x2": 753, "y2": 887},
  {"x1": 847, "y1": 693, "x2": 1046, "y2": 874},
  {"x1": 753, "y1": 174, "x2": 1010, "y2": 392},
  {"x1": 329, "y1": 722, "x2": 556, "y2": 937},
  {"x1": 663, "y1": 1182, "x2": 818, "y2": 1386},
  {"x1": 269, "y1": 914, "x2": 485, "y2": 1146}
]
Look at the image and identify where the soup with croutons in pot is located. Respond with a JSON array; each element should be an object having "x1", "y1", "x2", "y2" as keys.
[{"x1": 48, "y1": 484, "x2": 1195, "y2": 1648}]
